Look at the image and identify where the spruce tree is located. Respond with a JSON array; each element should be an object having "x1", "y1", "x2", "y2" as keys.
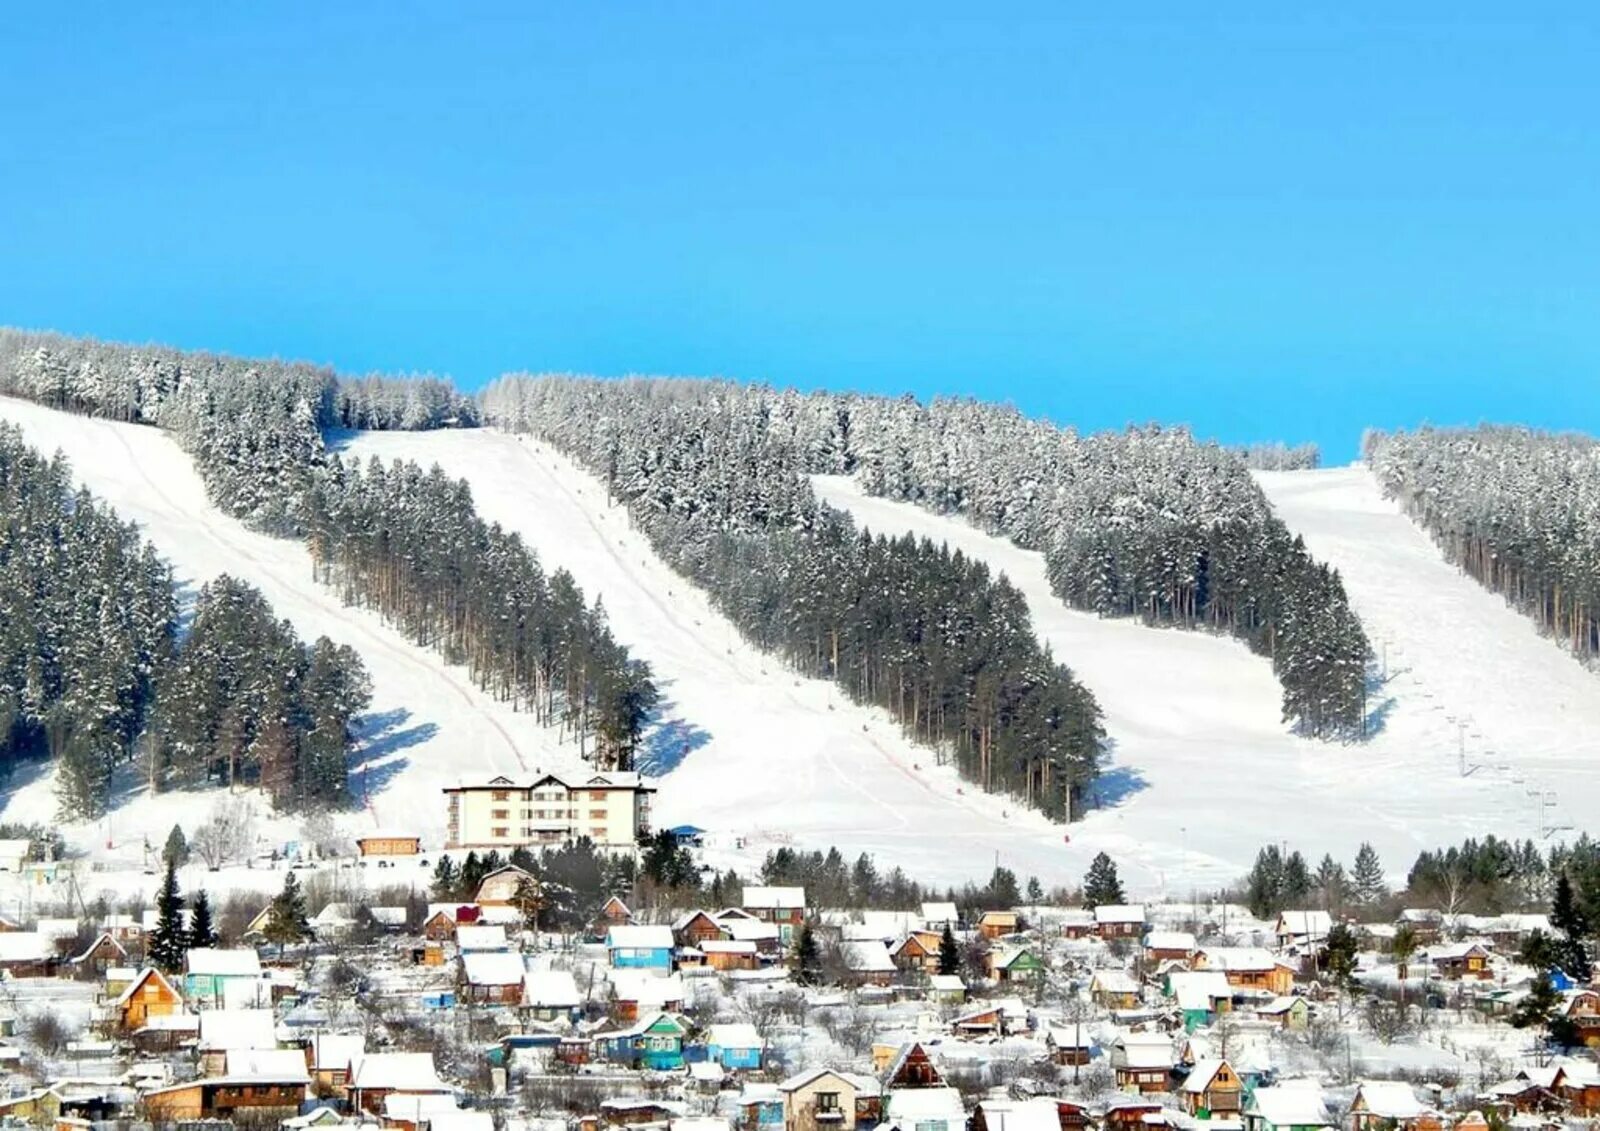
[
  {"x1": 1351, "y1": 843, "x2": 1387, "y2": 906},
  {"x1": 1082, "y1": 853, "x2": 1124, "y2": 909},
  {"x1": 1026, "y1": 876, "x2": 1044, "y2": 905},
  {"x1": 263, "y1": 870, "x2": 311, "y2": 950},
  {"x1": 795, "y1": 923, "x2": 822, "y2": 986},
  {"x1": 163, "y1": 824, "x2": 190, "y2": 868},
  {"x1": 431, "y1": 855, "x2": 459, "y2": 900},
  {"x1": 1282, "y1": 851, "x2": 1312, "y2": 904},
  {"x1": 1552, "y1": 873, "x2": 1592, "y2": 980},
  {"x1": 1246, "y1": 846, "x2": 1285, "y2": 919},
  {"x1": 147, "y1": 859, "x2": 188, "y2": 972},
  {"x1": 938, "y1": 925, "x2": 961, "y2": 976},
  {"x1": 188, "y1": 889, "x2": 219, "y2": 949}
]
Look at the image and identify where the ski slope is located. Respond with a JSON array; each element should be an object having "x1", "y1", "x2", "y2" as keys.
[
  {"x1": 814, "y1": 472, "x2": 1600, "y2": 891},
  {"x1": 0, "y1": 397, "x2": 575, "y2": 860},
  {"x1": 338, "y1": 428, "x2": 1083, "y2": 887},
  {"x1": 1257, "y1": 465, "x2": 1600, "y2": 844}
]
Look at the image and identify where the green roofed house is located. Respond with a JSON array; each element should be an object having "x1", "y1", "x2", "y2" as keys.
[{"x1": 990, "y1": 947, "x2": 1045, "y2": 983}]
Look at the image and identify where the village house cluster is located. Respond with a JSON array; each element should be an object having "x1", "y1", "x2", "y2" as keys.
[{"x1": 0, "y1": 847, "x2": 1594, "y2": 1131}]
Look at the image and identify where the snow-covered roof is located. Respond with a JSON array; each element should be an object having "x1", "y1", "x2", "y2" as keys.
[
  {"x1": 225, "y1": 1048, "x2": 312, "y2": 1083},
  {"x1": 722, "y1": 920, "x2": 780, "y2": 942},
  {"x1": 844, "y1": 940, "x2": 896, "y2": 973},
  {"x1": 1095, "y1": 904, "x2": 1146, "y2": 924},
  {"x1": 928, "y1": 975, "x2": 965, "y2": 992},
  {"x1": 522, "y1": 970, "x2": 581, "y2": 1008},
  {"x1": 351, "y1": 1052, "x2": 448, "y2": 1091},
  {"x1": 456, "y1": 924, "x2": 510, "y2": 951},
  {"x1": 462, "y1": 951, "x2": 526, "y2": 986},
  {"x1": 707, "y1": 1022, "x2": 763, "y2": 1050},
  {"x1": 701, "y1": 939, "x2": 758, "y2": 955},
  {"x1": 744, "y1": 886, "x2": 805, "y2": 910},
  {"x1": 1275, "y1": 911, "x2": 1332, "y2": 938},
  {"x1": 0, "y1": 839, "x2": 30, "y2": 861},
  {"x1": 1197, "y1": 947, "x2": 1279, "y2": 972},
  {"x1": 383, "y1": 1093, "x2": 459, "y2": 1123},
  {"x1": 1429, "y1": 940, "x2": 1491, "y2": 961},
  {"x1": 885, "y1": 1086, "x2": 965, "y2": 1121},
  {"x1": 1247, "y1": 1084, "x2": 1330, "y2": 1128},
  {"x1": 186, "y1": 947, "x2": 262, "y2": 977},
  {"x1": 1145, "y1": 931, "x2": 1196, "y2": 952},
  {"x1": 971, "y1": 1099, "x2": 1061, "y2": 1131},
  {"x1": 308, "y1": 1032, "x2": 365, "y2": 1072},
  {"x1": 1168, "y1": 970, "x2": 1233, "y2": 1011},
  {"x1": 1354, "y1": 1081, "x2": 1427, "y2": 1120},
  {"x1": 426, "y1": 1111, "x2": 494, "y2": 1131},
  {"x1": 610, "y1": 970, "x2": 685, "y2": 1005},
  {"x1": 922, "y1": 901, "x2": 959, "y2": 925},
  {"x1": 114, "y1": 968, "x2": 181, "y2": 1008},
  {"x1": 198, "y1": 1008, "x2": 276, "y2": 1051},
  {"x1": 1257, "y1": 995, "x2": 1306, "y2": 1016},
  {"x1": 37, "y1": 917, "x2": 80, "y2": 940},
  {"x1": 0, "y1": 932, "x2": 50, "y2": 963},
  {"x1": 607, "y1": 925, "x2": 674, "y2": 949},
  {"x1": 1093, "y1": 970, "x2": 1141, "y2": 994},
  {"x1": 370, "y1": 906, "x2": 408, "y2": 927},
  {"x1": 1182, "y1": 1059, "x2": 1232, "y2": 1094},
  {"x1": 1114, "y1": 1032, "x2": 1172, "y2": 1069}
]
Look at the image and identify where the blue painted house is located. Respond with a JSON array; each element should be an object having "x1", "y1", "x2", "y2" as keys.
[
  {"x1": 599, "y1": 1011, "x2": 689, "y2": 1070},
  {"x1": 183, "y1": 948, "x2": 264, "y2": 1009},
  {"x1": 706, "y1": 1022, "x2": 765, "y2": 1070},
  {"x1": 607, "y1": 925, "x2": 675, "y2": 971}
]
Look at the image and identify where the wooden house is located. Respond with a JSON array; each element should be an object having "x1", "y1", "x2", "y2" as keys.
[
  {"x1": 881, "y1": 1041, "x2": 945, "y2": 1088},
  {"x1": 1111, "y1": 1032, "x2": 1172, "y2": 1094},
  {"x1": 1564, "y1": 989, "x2": 1600, "y2": 1046},
  {"x1": 1091, "y1": 969, "x2": 1142, "y2": 1010},
  {"x1": 1243, "y1": 1085, "x2": 1333, "y2": 1131},
  {"x1": 1273, "y1": 911, "x2": 1333, "y2": 950},
  {"x1": 1256, "y1": 995, "x2": 1310, "y2": 1031},
  {"x1": 305, "y1": 1032, "x2": 365, "y2": 1096},
  {"x1": 1103, "y1": 1097, "x2": 1166, "y2": 1131},
  {"x1": 1145, "y1": 931, "x2": 1197, "y2": 966},
  {"x1": 1181, "y1": 1058, "x2": 1243, "y2": 1119},
  {"x1": 701, "y1": 938, "x2": 760, "y2": 972},
  {"x1": 460, "y1": 951, "x2": 526, "y2": 1004},
  {"x1": 991, "y1": 947, "x2": 1045, "y2": 983},
  {"x1": 71, "y1": 932, "x2": 128, "y2": 975},
  {"x1": 347, "y1": 1052, "x2": 451, "y2": 1116},
  {"x1": 1349, "y1": 1081, "x2": 1438, "y2": 1131},
  {"x1": 842, "y1": 940, "x2": 896, "y2": 987},
  {"x1": 355, "y1": 832, "x2": 421, "y2": 857},
  {"x1": 1194, "y1": 947, "x2": 1295, "y2": 995},
  {"x1": 1045, "y1": 1025, "x2": 1093, "y2": 1067},
  {"x1": 1095, "y1": 905, "x2": 1147, "y2": 940},
  {"x1": 674, "y1": 911, "x2": 727, "y2": 949},
  {"x1": 891, "y1": 932, "x2": 941, "y2": 974},
  {"x1": 1428, "y1": 941, "x2": 1492, "y2": 980},
  {"x1": 978, "y1": 911, "x2": 1020, "y2": 939},
  {"x1": 781, "y1": 1068, "x2": 864, "y2": 1131},
  {"x1": 597, "y1": 1011, "x2": 689, "y2": 1070},
  {"x1": 743, "y1": 886, "x2": 806, "y2": 945},
  {"x1": 112, "y1": 967, "x2": 184, "y2": 1032},
  {"x1": 971, "y1": 1098, "x2": 1082, "y2": 1131},
  {"x1": 143, "y1": 1070, "x2": 308, "y2": 1122}
]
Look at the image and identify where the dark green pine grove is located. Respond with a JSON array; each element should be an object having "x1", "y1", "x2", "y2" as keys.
[
  {"x1": 1367, "y1": 425, "x2": 1600, "y2": 663},
  {"x1": 147, "y1": 576, "x2": 371, "y2": 810},
  {"x1": 480, "y1": 376, "x2": 1105, "y2": 820},
  {"x1": 306, "y1": 457, "x2": 657, "y2": 769},
  {"x1": 0, "y1": 424, "x2": 369, "y2": 818},
  {"x1": 0, "y1": 425, "x2": 177, "y2": 817}
]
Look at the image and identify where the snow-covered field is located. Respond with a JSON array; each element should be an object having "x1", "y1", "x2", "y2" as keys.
[
  {"x1": 816, "y1": 469, "x2": 1600, "y2": 891},
  {"x1": 0, "y1": 398, "x2": 580, "y2": 871},
  {"x1": 5, "y1": 396, "x2": 1595, "y2": 897}
]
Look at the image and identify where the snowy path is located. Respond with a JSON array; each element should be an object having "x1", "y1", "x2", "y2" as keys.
[
  {"x1": 341, "y1": 428, "x2": 1182, "y2": 887},
  {"x1": 814, "y1": 473, "x2": 1600, "y2": 890},
  {"x1": 0, "y1": 398, "x2": 579, "y2": 856},
  {"x1": 1257, "y1": 465, "x2": 1600, "y2": 844}
]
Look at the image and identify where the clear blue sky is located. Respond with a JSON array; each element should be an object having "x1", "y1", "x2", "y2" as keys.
[{"x1": 2, "y1": 4, "x2": 1596, "y2": 460}]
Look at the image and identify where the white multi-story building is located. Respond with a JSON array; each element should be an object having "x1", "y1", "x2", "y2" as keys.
[{"x1": 443, "y1": 771, "x2": 655, "y2": 853}]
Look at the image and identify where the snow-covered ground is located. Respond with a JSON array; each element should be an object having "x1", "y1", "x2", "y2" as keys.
[
  {"x1": 0, "y1": 397, "x2": 584, "y2": 870},
  {"x1": 336, "y1": 428, "x2": 1075, "y2": 888},
  {"x1": 1256, "y1": 465, "x2": 1600, "y2": 846},
  {"x1": 815, "y1": 470, "x2": 1600, "y2": 892}
]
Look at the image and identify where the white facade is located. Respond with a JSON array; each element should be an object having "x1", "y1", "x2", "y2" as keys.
[{"x1": 444, "y1": 771, "x2": 654, "y2": 852}]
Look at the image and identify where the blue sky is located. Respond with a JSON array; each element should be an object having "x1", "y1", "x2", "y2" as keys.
[{"x1": 2, "y1": 4, "x2": 1596, "y2": 460}]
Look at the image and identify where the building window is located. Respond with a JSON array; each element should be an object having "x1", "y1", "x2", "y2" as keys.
[
  {"x1": 492, "y1": 790, "x2": 509, "y2": 801},
  {"x1": 492, "y1": 827, "x2": 509, "y2": 838},
  {"x1": 816, "y1": 1093, "x2": 840, "y2": 1112},
  {"x1": 589, "y1": 809, "x2": 608, "y2": 819},
  {"x1": 492, "y1": 808, "x2": 509, "y2": 819}
]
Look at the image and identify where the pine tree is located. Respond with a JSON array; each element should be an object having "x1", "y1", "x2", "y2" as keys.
[
  {"x1": 1282, "y1": 851, "x2": 1312, "y2": 904},
  {"x1": 163, "y1": 824, "x2": 190, "y2": 868},
  {"x1": 1082, "y1": 853, "x2": 1124, "y2": 909},
  {"x1": 938, "y1": 925, "x2": 961, "y2": 976},
  {"x1": 1319, "y1": 923, "x2": 1359, "y2": 987},
  {"x1": 147, "y1": 859, "x2": 188, "y2": 972},
  {"x1": 1246, "y1": 846, "x2": 1285, "y2": 919},
  {"x1": 188, "y1": 889, "x2": 219, "y2": 949},
  {"x1": 263, "y1": 870, "x2": 311, "y2": 950},
  {"x1": 1512, "y1": 971, "x2": 1561, "y2": 1030},
  {"x1": 795, "y1": 924, "x2": 822, "y2": 986},
  {"x1": 1352, "y1": 842, "x2": 1387, "y2": 906},
  {"x1": 1314, "y1": 854, "x2": 1347, "y2": 910},
  {"x1": 1026, "y1": 876, "x2": 1044, "y2": 905},
  {"x1": 1552, "y1": 873, "x2": 1592, "y2": 980},
  {"x1": 431, "y1": 855, "x2": 459, "y2": 900}
]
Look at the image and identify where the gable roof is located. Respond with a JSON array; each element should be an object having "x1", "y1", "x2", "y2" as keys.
[
  {"x1": 114, "y1": 967, "x2": 182, "y2": 1008},
  {"x1": 350, "y1": 1051, "x2": 448, "y2": 1092},
  {"x1": 461, "y1": 951, "x2": 526, "y2": 986},
  {"x1": 197, "y1": 1008, "x2": 275, "y2": 1051},
  {"x1": 1182, "y1": 1059, "x2": 1235, "y2": 1094},
  {"x1": 743, "y1": 886, "x2": 805, "y2": 909},
  {"x1": 779, "y1": 1067, "x2": 859, "y2": 1094},
  {"x1": 308, "y1": 1032, "x2": 366, "y2": 1072},
  {"x1": 1353, "y1": 1081, "x2": 1428, "y2": 1120},
  {"x1": 522, "y1": 970, "x2": 582, "y2": 1008},
  {"x1": 1276, "y1": 911, "x2": 1333, "y2": 937},
  {"x1": 186, "y1": 947, "x2": 262, "y2": 977},
  {"x1": 225, "y1": 1048, "x2": 313, "y2": 1083},
  {"x1": 1095, "y1": 904, "x2": 1146, "y2": 924},
  {"x1": 607, "y1": 924, "x2": 674, "y2": 949},
  {"x1": 843, "y1": 940, "x2": 896, "y2": 974},
  {"x1": 1247, "y1": 1085, "x2": 1331, "y2": 1128}
]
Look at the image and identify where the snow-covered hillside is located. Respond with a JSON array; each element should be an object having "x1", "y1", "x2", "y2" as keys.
[
  {"x1": 337, "y1": 429, "x2": 1080, "y2": 888},
  {"x1": 815, "y1": 472, "x2": 1600, "y2": 891},
  {"x1": 1257, "y1": 465, "x2": 1600, "y2": 845},
  {"x1": 0, "y1": 398, "x2": 580, "y2": 862}
]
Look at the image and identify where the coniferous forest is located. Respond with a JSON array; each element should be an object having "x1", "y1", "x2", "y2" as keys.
[
  {"x1": 0, "y1": 425, "x2": 368, "y2": 818},
  {"x1": 0, "y1": 329, "x2": 658, "y2": 777},
  {"x1": 1366, "y1": 426, "x2": 1600, "y2": 662},
  {"x1": 482, "y1": 378, "x2": 1369, "y2": 743},
  {"x1": 481, "y1": 375, "x2": 1106, "y2": 820}
]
